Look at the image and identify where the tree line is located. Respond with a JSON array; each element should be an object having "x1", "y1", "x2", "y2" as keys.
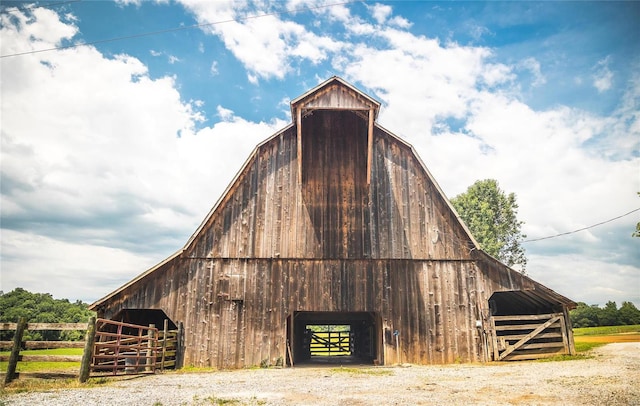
[
  {"x1": 0, "y1": 288, "x2": 95, "y2": 341},
  {"x1": 569, "y1": 301, "x2": 640, "y2": 328}
]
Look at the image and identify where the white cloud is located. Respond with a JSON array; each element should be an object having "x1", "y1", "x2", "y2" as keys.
[
  {"x1": 178, "y1": 0, "x2": 344, "y2": 81},
  {"x1": 370, "y1": 3, "x2": 392, "y2": 24},
  {"x1": 115, "y1": 0, "x2": 142, "y2": 6},
  {"x1": 389, "y1": 16, "x2": 412, "y2": 29},
  {"x1": 519, "y1": 57, "x2": 546, "y2": 87},
  {"x1": 1, "y1": 7, "x2": 285, "y2": 298},
  {"x1": 528, "y1": 253, "x2": 640, "y2": 306},
  {"x1": 365, "y1": 3, "x2": 410, "y2": 28},
  {"x1": 0, "y1": 230, "x2": 155, "y2": 302},
  {"x1": 0, "y1": 7, "x2": 77, "y2": 57},
  {"x1": 593, "y1": 56, "x2": 613, "y2": 92},
  {"x1": 210, "y1": 60, "x2": 219, "y2": 75},
  {"x1": 287, "y1": 0, "x2": 352, "y2": 23},
  {"x1": 468, "y1": 24, "x2": 491, "y2": 41}
]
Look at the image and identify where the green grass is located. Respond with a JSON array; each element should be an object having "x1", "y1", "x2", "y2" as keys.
[
  {"x1": 536, "y1": 325, "x2": 640, "y2": 362},
  {"x1": 0, "y1": 348, "x2": 84, "y2": 356},
  {"x1": 329, "y1": 367, "x2": 393, "y2": 376},
  {"x1": 0, "y1": 348, "x2": 83, "y2": 373},
  {"x1": 572, "y1": 324, "x2": 640, "y2": 336},
  {"x1": 0, "y1": 376, "x2": 111, "y2": 395},
  {"x1": 574, "y1": 341, "x2": 607, "y2": 353}
]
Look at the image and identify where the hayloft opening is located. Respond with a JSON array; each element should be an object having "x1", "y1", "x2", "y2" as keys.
[{"x1": 288, "y1": 311, "x2": 381, "y2": 366}]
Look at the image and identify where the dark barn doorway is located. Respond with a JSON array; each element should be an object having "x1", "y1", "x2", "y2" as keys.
[
  {"x1": 288, "y1": 311, "x2": 381, "y2": 366},
  {"x1": 111, "y1": 309, "x2": 177, "y2": 330}
]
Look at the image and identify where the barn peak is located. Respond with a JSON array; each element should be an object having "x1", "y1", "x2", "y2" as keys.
[
  {"x1": 291, "y1": 76, "x2": 381, "y2": 184},
  {"x1": 290, "y1": 76, "x2": 380, "y2": 120}
]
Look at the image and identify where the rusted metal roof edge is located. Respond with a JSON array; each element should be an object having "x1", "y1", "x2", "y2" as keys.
[{"x1": 374, "y1": 122, "x2": 482, "y2": 251}]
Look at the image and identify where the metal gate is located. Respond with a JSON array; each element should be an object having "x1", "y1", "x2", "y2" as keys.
[
  {"x1": 310, "y1": 331, "x2": 352, "y2": 356},
  {"x1": 90, "y1": 318, "x2": 178, "y2": 376},
  {"x1": 489, "y1": 313, "x2": 570, "y2": 361}
]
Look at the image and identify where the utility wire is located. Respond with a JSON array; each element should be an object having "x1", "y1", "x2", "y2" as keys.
[
  {"x1": 1, "y1": 0, "x2": 81, "y2": 12},
  {"x1": 523, "y1": 207, "x2": 640, "y2": 243},
  {"x1": 0, "y1": 0, "x2": 360, "y2": 59}
]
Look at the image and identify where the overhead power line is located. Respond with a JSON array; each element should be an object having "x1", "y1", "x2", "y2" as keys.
[
  {"x1": 523, "y1": 207, "x2": 640, "y2": 243},
  {"x1": 0, "y1": 0, "x2": 360, "y2": 59},
  {"x1": 1, "y1": 0, "x2": 81, "y2": 12}
]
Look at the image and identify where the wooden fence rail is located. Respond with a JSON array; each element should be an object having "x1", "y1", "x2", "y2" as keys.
[
  {"x1": 2, "y1": 317, "x2": 181, "y2": 384},
  {"x1": 1, "y1": 317, "x2": 93, "y2": 385}
]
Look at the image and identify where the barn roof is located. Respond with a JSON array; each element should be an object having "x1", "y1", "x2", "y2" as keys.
[
  {"x1": 290, "y1": 76, "x2": 380, "y2": 120},
  {"x1": 89, "y1": 77, "x2": 574, "y2": 311}
]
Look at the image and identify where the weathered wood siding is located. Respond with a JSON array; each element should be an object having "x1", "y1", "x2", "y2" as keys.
[
  {"x1": 187, "y1": 112, "x2": 473, "y2": 261},
  {"x1": 97, "y1": 257, "x2": 489, "y2": 367}
]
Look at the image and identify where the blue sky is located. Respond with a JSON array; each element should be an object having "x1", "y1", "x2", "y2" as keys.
[{"x1": 1, "y1": 0, "x2": 638, "y2": 307}]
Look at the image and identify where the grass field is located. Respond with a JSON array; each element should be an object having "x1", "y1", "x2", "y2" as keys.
[
  {"x1": 573, "y1": 324, "x2": 640, "y2": 352},
  {"x1": 0, "y1": 348, "x2": 83, "y2": 373}
]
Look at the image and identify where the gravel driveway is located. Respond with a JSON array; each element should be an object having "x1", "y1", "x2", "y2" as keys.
[{"x1": 4, "y1": 342, "x2": 639, "y2": 405}]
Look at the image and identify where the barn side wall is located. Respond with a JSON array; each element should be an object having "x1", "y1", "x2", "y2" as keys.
[{"x1": 95, "y1": 258, "x2": 491, "y2": 368}]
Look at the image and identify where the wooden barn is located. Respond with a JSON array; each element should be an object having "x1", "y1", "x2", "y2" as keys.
[{"x1": 90, "y1": 76, "x2": 576, "y2": 368}]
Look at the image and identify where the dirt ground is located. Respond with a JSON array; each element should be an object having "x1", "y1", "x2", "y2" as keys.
[{"x1": 3, "y1": 342, "x2": 639, "y2": 406}]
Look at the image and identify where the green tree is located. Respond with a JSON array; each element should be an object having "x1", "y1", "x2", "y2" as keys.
[
  {"x1": 598, "y1": 301, "x2": 620, "y2": 326},
  {"x1": 618, "y1": 301, "x2": 640, "y2": 325},
  {"x1": 451, "y1": 179, "x2": 527, "y2": 271},
  {"x1": 0, "y1": 288, "x2": 94, "y2": 341},
  {"x1": 569, "y1": 302, "x2": 601, "y2": 327}
]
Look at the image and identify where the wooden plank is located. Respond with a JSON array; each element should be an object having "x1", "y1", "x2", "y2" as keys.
[
  {"x1": 559, "y1": 312, "x2": 570, "y2": 354},
  {"x1": 518, "y1": 342, "x2": 566, "y2": 350},
  {"x1": 491, "y1": 313, "x2": 563, "y2": 322},
  {"x1": 0, "y1": 322, "x2": 88, "y2": 331},
  {"x1": 490, "y1": 315, "x2": 499, "y2": 361},
  {"x1": 20, "y1": 355, "x2": 83, "y2": 362},
  {"x1": 502, "y1": 350, "x2": 566, "y2": 361},
  {"x1": 563, "y1": 307, "x2": 576, "y2": 355},
  {"x1": 497, "y1": 332, "x2": 562, "y2": 340},
  {"x1": 367, "y1": 108, "x2": 373, "y2": 185},
  {"x1": 27, "y1": 323, "x2": 89, "y2": 331},
  {"x1": 297, "y1": 107, "x2": 302, "y2": 185},
  {"x1": 498, "y1": 316, "x2": 560, "y2": 361},
  {"x1": 24, "y1": 341, "x2": 86, "y2": 349},
  {"x1": 494, "y1": 321, "x2": 560, "y2": 331}
]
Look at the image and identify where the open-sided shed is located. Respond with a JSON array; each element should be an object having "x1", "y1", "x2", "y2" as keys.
[{"x1": 90, "y1": 77, "x2": 575, "y2": 367}]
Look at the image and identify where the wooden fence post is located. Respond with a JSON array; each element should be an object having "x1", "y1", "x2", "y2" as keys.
[
  {"x1": 146, "y1": 324, "x2": 155, "y2": 372},
  {"x1": 176, "y1": 322, "x2": 184, "y2": 369},
  {"x1": 4, "y1": 317, "x2": 27, "y2": 385},
  {"x1": 79, "y1": 316, "x2": 96, "y2": 383},
  {"x1": 161, "y1": 319, "x2": 168, "y2": 372}
]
